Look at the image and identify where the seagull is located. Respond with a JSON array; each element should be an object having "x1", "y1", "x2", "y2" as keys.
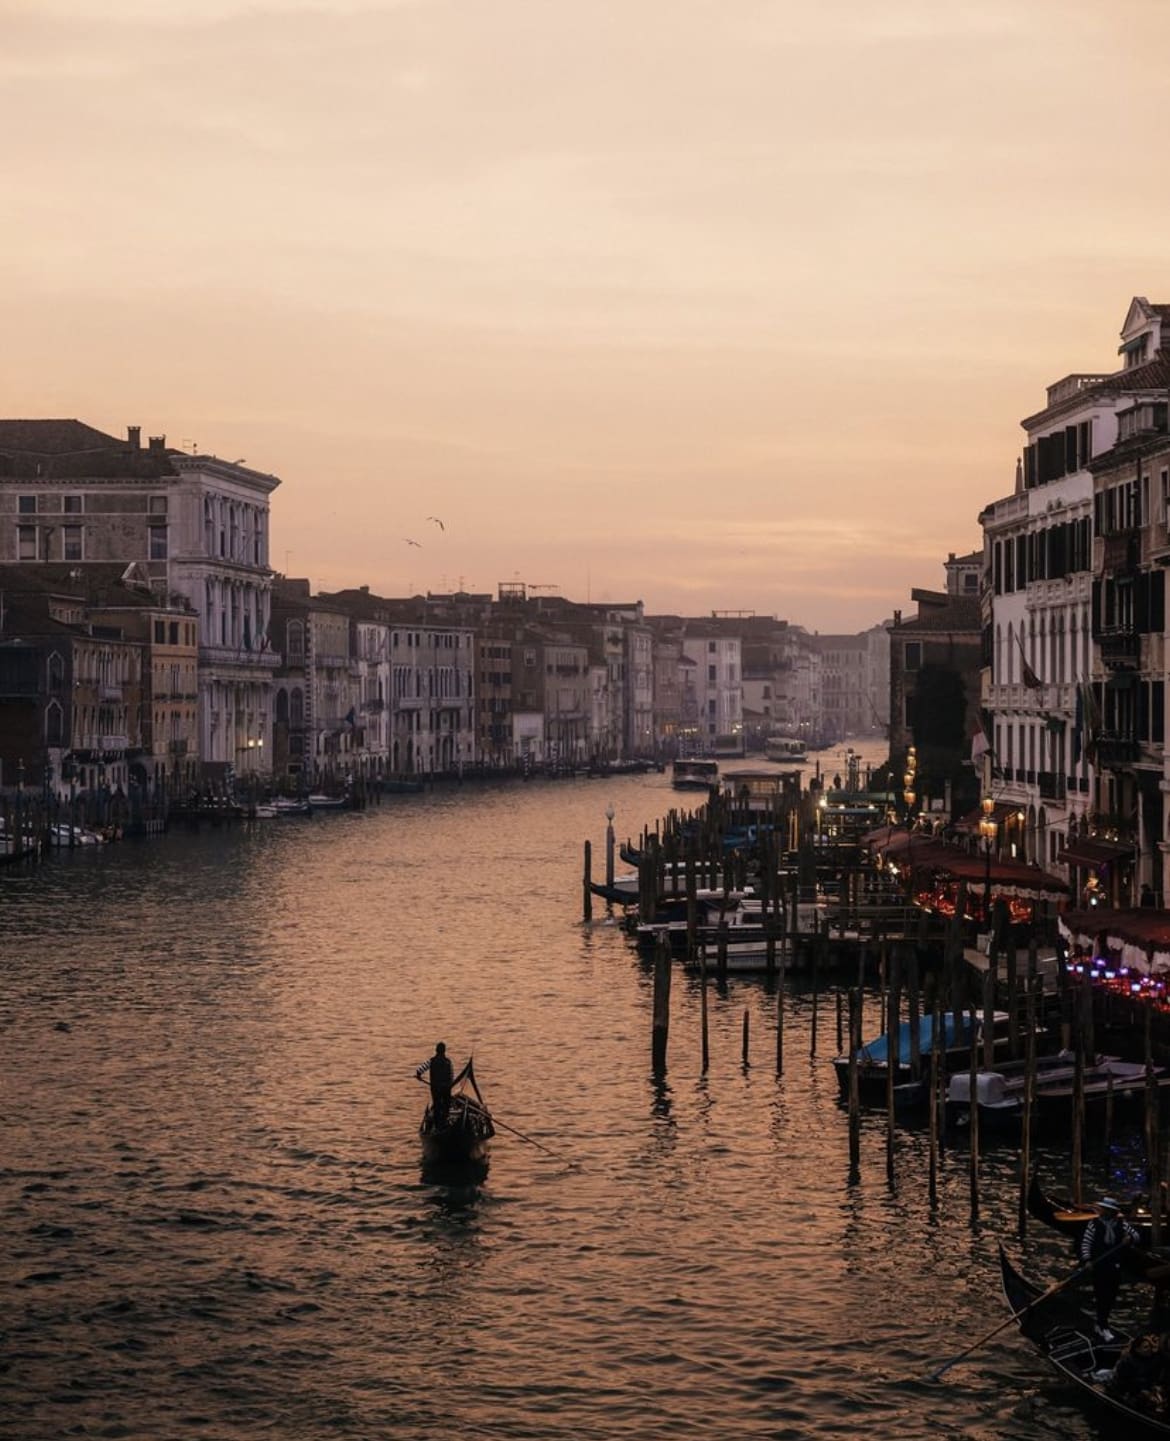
[
  {"x1": 426, "y1": 516, "x2": 445, "y2": 531},
  {"x1": 404, "y1": 537, "x2": 422, "y2": 548}
]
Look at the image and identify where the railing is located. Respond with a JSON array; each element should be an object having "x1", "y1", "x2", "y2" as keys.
[
  {"x1": 1096, "y1": 735, "x2": 1141, "y2": 767},
  {"x1": 1037, "y1": 770, "x2": 1065, "y2": 800},
  {"x1": 98, "y1": 683, "x2": 122, "y2": 701},
  {"x1": 100, "y1": 735, "x2": 129, "y2": 752},
  {"x1": 1100, "y1": 627, "x2": 1140, "y2": 665}
]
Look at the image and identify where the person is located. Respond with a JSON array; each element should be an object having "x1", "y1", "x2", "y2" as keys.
[
  {"x1": 1080, "y1": 1197, "x2": 1143, "y2": 1341},
  {"x1": 426, "y1": 1041, "x2": 454, "y2": 1126},
  {"x1": 1108, "y1": 1330, "x2": 1164, "y2": 1407}
]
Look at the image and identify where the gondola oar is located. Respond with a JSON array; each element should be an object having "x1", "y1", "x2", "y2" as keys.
[
  {"x1": 490, "y1": 1115, "x2": 578, "y2": 1167},
  {"x1": 928, "y1": 1239, "x2": 1132, "y2": 1382}
]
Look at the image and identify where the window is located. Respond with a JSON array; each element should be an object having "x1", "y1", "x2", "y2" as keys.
[
  {"x1": 18, "y1": 495, "x2": 35, "y2": 514},
  {"x1": 149, "y1": 495, "x2": 167, "y2": 515},
  {"x1": 18, "y1": 525, "x2": 36, "y2": 559},
  {"x1": 62, "y1": 526, "x2": 83, "y2": 561},
  {"x1": 154, "y1": 620, "x2": 166, "y2": 644},
  {"x1": 149, "y1": 526, "x2": 168, "y2": 560},
  {"x1": 904, "y1": 641, "x2": 922, "y2": 671},
  {"x1": 63, "y1": 495, "x2": 82, "y2": 514},
  {"x1": 708, "y1": 664, "x2": 716, "y2": 682}
]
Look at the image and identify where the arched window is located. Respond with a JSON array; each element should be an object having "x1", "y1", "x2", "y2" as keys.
[
  {"x1": 1006, "y1": 622, "x2": 1014, "y2": 683},
  {"x1": 47, "y1": 651, "x2": 65, "y2": 693},
  {"x1": 290, "y1": 687, "x2": 304, "y2": 727},
  {"x1": 275, "y1": 688, "x2": 289, "y2": 724},
  {"x1": 286, "y1": 620, "x2": 304, "y2": 663},
  {"x1": 995, "y1": 625, "x2": 1002, "y2": 684},
  {"x1": 45, "y1": 700, "x2": 63, "y2": 745}
]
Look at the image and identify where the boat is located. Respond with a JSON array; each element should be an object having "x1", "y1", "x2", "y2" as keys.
[
  {"x1": 48, "y1": 823, "x2": 104, "y2": 846},
  {"x1": 271, "y1": 797, "x2": 311, "y2": 816},
  {"x1": 831, "y1": 1010, "x2": 1014, "y2": 1107},
  {"x1": 763, "y1": 734, "x2": 808, "y2": 764},
  {"x1": 947, "y1": 1056, "x2": 1160, "y2": 1136},
  {"x1": 1026, "y1": 1174, "x2": 1162, "y2": 1258},
  {"x1": 307, "y1": 793, "x2": 348, "y2": 811},
  {"x1": 382, "y1": 777, "x2": 425, "y2": 794},
  {"x1": 998, "y1": 1245, "x2": 1170, "y2": 1435},
  {"x1": 589, "y1": 872, "x2": 641, "y2": 906},
  {"x1": 671, "y1": 758, "x2": 719, "y2": 791},
  {"x1": 250, "y1": 803, "x2": 279, "y2": 819},
  {"x1": 420, "y1": 1058, "x2": 495, "y2": 1165}
]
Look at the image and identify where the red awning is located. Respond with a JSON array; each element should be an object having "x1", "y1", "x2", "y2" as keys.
[
  {"x1": 1057, "y1": 838, "x2": 1134, "y2": 869},
  {"x1": 1060, "y1": 907, "x2": 1170, "y2": 975}
]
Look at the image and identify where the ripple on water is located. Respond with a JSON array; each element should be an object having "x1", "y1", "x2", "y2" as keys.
[{"x1": 0, "y1": 768, "x2": 1129, "y2": 1439}]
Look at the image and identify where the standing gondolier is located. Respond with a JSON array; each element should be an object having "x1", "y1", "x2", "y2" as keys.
[
  {"x1": 416, "y1": 1042, "x2": 454, "y2": 1126},
  {"x1": 1080, "y1": 1198, "x2": 1143, "y2": 1341}
]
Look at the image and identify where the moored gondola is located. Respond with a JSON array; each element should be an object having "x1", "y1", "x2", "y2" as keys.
[
  {"x1": 998, "y1": 1245, "x2": 1170, "y2": 1435},
  {"x1": 420, "y1": 1058, "x2": 495, "y2": 1165},
  {"x1": 1027, "y1": 1172, "x2": 1159, "y2": 1255}
]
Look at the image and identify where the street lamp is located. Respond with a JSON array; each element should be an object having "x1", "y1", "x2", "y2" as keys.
[{"x1": 979, "y1": 795, "x2": 999, "y2": 933}]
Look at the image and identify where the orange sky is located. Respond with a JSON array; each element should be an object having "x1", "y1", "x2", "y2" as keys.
[{"x1": 5, "y1": 0, "x2": 1168, "y2": 629}]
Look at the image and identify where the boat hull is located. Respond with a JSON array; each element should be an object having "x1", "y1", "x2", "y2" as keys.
[{"x1": 420, "y1": 1094, "x2": 495, "y2": 1164}]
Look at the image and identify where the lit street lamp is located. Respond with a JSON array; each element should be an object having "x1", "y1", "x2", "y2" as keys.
[{"x1": 979, "y1": 795, "x2": 999, "y2": 933}]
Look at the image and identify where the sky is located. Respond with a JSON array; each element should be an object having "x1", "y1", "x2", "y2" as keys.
[{"x1": 3, "y1": 0, "x2": 1169, "y2": 630}]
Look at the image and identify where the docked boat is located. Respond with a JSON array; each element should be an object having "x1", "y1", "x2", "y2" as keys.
[
  {"x1": 271, "y1": 797, "x2": 312, "y2": 816},
  {"x1": 420, "y1": 1058, "x2": 495, "y2": 1165},
  {"x1": 671, "y1": 758, "x2": 719, "y2": 791},
  {"x1": 831, "y1": 1010, "x2": 1014, "y2": 1108},
  {"x1": 998, "y1": 1246, "x2": 1170, "y2": 1435},
  {"x1": 763, "y1": 734, "x2": 808, "y2": 764},
  {"x1": 947, "y1": 1055, "x2": 1160, "y2": 1136},
  {"x1": 1025, "y1": 1173, "x2": 1162, "y2": 1258},
  {"x1": 307, "y1": 793, "x2": 348, "y2": 810}
]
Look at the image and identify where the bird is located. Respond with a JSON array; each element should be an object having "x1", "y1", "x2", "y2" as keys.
[
  {"x1": 426, "y1": 516, "x2": 445, "y2": 531},
  {"x1": 404, "y1": 538, "x2": 422, "y2": 547}
]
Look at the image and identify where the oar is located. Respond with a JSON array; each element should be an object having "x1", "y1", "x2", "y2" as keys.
[
  {"x1": 490, "y1": 1114, "x2": 578, "y2": 1167},
  {"x1": 929, "y1": 1239, "x2": 1132, "y2": 1382}
]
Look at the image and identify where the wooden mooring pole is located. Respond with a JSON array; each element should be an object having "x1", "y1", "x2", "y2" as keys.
[
  {"x1": 652, "y1": 933, "x2": 672, "y2": 1075},
  {"x1": 582, "y1": 840, "x2": 592, "y2": 923},
  {"x1": 848, "y1": 988, "x2": 861, "y2": 1183}
]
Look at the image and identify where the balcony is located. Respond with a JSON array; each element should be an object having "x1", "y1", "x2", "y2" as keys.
[
  {"x1": 169, "y1": 738, "x2": 189, "y2": 757},
  {"x1": 100, "y1": 735, "x2": 129, "y2": 752},
  {"x1": 1102, "y1": 532, "x2": 1140, "y2": 573},
  {"x1": 1037, "y1": 770, "x2": 1066, "y2": 801},
  {"x1": 1099, "y1": 626, "x2": 1140, "y2": 668},
  {"x1": 1096, "y1": 735, "x2": 1141, "y2": 768},
  {"x1": 98, "y1": 683, "x2": 123, "y2": 701}
]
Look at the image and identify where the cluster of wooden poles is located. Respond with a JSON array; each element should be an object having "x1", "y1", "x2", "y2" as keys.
[{"x1": 643, "y1": 874, "x2": 1168, "y2": 1239}]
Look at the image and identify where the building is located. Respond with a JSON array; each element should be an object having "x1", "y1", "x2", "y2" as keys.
[{"x1": 0, "y1": 420, "x2": 279, "y2": 786}]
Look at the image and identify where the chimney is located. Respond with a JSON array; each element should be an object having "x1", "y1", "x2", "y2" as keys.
[
  {"x1": 148, "y1": 435, "x2": 166, "y2": 454},
  {"x1": 127, "y1": 425, "x2": 140, "y2": 450}
]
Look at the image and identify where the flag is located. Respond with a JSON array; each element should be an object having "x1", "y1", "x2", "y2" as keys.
[
  {"x1": 1015, "y1": 632, "x2": 1043, "y2": 690},
  {"x1": 971, "y1": 719, "x2": 990, "y2": 765}
]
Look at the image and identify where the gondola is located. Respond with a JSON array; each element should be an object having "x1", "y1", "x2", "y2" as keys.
[
  {"x1": 420, "y1": 1057, "x2": 495, "y2": 1165},
  {"x1": 998, "y1": 1245, "x2": 1170, "y2": 1435},
  {"x1": 1027, "y1": 1173, "x2": 1159, "y2": 1256}
]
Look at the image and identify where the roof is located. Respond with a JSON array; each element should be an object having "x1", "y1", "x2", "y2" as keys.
[
  {"x1": 1057, "y1": 838, "x2": 1134, "y2": 869},
  {"x1": 0, "y1": 419, "x2": 122, "y2": 455},
  {"x1": 892, "y1": 595, "x2": 982, "y2": 634}
]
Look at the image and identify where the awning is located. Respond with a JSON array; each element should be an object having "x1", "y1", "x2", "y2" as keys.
[
  {"x1": 1057, "y1": 838, "x2": 1135, "y2": 869},
  {"x1": 863, "y1": 826, "x2": 1067, "y2": 898},
  {"x1": 953, "y1": 801, "x2": 1022, "y2": 835},
  {"x1": 1060, "y1": 907, "x2": 1170, "y2": 975}
]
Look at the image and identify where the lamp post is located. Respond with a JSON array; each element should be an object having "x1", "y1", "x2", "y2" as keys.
[
  {"x1": 902, "y1": 746, "x2": 917, "y2": 901},
  {"x1": 979, "y1": 795, "x2": 999, "y2": 934}
]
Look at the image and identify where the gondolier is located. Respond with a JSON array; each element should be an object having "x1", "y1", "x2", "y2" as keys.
[
  {"x1": 1080, "y1": 1197, "x2": 1143, "y2": 1341},
  {"x1": 416, "y1": 1042, "x2": 454, "y2": 1125}
]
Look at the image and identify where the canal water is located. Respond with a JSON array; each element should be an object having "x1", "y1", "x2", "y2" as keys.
[{"x1": 0, "y1": 749, "x2": 1145, "y2": 1438}]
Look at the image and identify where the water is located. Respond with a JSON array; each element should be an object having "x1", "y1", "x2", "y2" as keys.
[{"x1": 0, "y1": 761, "x2": 1140, "y2": 1439}]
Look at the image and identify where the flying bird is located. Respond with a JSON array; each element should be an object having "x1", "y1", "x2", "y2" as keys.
[
  {"x1": 404, "y1": 538, "x2": 422, "y2": 548},
  {"x1": 426, "y1": 516, "x2": 445, "y2": 531}
]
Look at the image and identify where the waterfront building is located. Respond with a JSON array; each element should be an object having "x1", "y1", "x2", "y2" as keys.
[
  {"x1": 979, "y1": 297, "x2": 1169, "y2": 881},
  {"x1": 0, "y1": 563, "x2": 200, "y2": 802},
  {"x1": 889, "y1": 553, "x2": 983, "y2": 821},
  {"x1": 0, "y1": 421, "x2": 279, "y2": 786},
  {"x1": 811, "y1": 623, "x2": 892, "y2": 743}
]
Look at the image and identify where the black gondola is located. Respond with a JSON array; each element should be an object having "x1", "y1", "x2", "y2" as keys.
[
  {"x1": 420, "y1": 1058, "x2": 495, "y2": 1165},
  {"x1": 1027, "y1": 1173, "x2": 1159, "y2": 1256},
  {"x1": 998, "y1": 1245, "x2": 1170, "y2": 1434}
]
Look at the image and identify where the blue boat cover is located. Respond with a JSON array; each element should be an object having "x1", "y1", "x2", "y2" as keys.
[{"x1": 857, "y1": 1011, "x2": 973, "y2": 1066}]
